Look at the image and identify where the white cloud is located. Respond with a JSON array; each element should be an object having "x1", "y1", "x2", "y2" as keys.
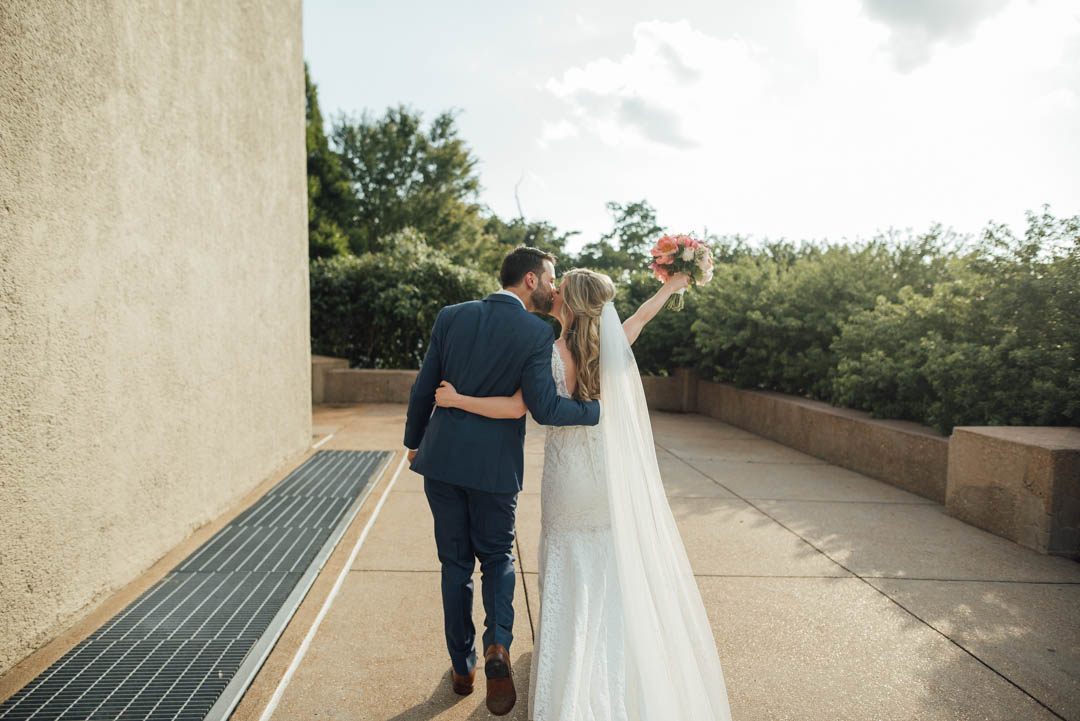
[
  {"x1": 537, "y1": 119, "x2": 579, "y2": 148},
  {"x1": 574, "y1": 13, "x2": 604, "y2": 38},
  {"x1": 1036, "y1": 87, "x2": 1079, "y2": 114},
  {"x1": 305, "y1": 0, "x2": 1080, "y2": 249},
  {"x1": 860, "y1": 0, "x2": 1010, "y2": 72},
  {"x1": 544, "y1": 19, "x2": 769, "y2": 150},
  {"x1": 534, "y1": 1, "x2": 1080, "y2": 247}
]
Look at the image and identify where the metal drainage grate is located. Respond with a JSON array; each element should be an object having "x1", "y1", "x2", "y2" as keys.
[{"x1": 0, "y1": 449, "x2": 392, "y2": 721}]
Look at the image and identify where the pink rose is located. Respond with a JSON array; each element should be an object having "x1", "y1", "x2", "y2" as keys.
[{"x1": 655, "y1": 237, "x2": 678, "y2": 255}]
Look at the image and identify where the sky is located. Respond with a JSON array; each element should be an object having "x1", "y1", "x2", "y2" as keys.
[{"x1": 303, "y1": 0, "x2": 1080, "y2": 253}]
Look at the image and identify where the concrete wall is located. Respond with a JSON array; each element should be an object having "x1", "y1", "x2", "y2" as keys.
[
  {"x1": 312, "y1": 355, "x2": 350, "y2": 403},
  {"x1": 314, "y1": 366, "x2": 703, "y2": 410},
  {"x1": 696, "y1": 380, "x2": 949, "y2": 503},
  {"x1": 946, "y1": 427, "x2": 1080, "y2": 557},
  {"x1": 313, "y1": 361, "x2": 951, "y2": 503},
  {"x1": 0, "y1": 1, "x2": 308, "y2": 675},
  {"x1": 314, "y1": 363, "x2": 1078, "y2": 558},
  {"x1": 639, "y1": 369, "x2": 698, "y2": 414}
]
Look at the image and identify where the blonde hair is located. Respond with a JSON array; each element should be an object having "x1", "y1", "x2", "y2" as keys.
[{"x1": 559, "y1": 269, "x2": 616, "y2": 401}]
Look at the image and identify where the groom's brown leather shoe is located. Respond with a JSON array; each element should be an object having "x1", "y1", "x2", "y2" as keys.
[
  {"x1": 484, "y1": 643, "x2": 516, "y2": 715},
  {"x1": 451, "y1": 666, "x2": 476, "y2": 695}
]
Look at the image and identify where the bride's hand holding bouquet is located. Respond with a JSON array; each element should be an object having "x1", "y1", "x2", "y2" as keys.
[
  {"x1": 647, "y1": 233, "x2": 715, "y2": 311},
  {"x1": 662, "y1": 271, "x2": 691, "y2": 297}
]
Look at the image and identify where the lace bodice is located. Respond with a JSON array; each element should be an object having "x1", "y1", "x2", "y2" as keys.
[
  {"x1": 551, "y1": 344, "x2": 571, "y2": 398},
  {"x1": 540, "y1": 345, "x2": 609, "y2": 532}
]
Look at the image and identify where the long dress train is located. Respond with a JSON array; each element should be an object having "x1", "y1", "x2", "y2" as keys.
[{"x1": 528, "y1": 302, "x2": 734, "y2": 720}]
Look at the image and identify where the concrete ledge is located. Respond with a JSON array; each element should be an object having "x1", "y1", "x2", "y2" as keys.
[
  {"x1": 695, "y1": 380, "x2": 949, "y2": 503},
  {"x1": 311, "y1": 357, "x2": 948, "y2": 502},
  {"x1": 946, "y1": 427, "x2": 1080, "y2": 559},
  {"x1": 311, "y1": 355, "x2": 350, "y2": 404},
  {"x1": 324, "y1": 357, "x2": 1080, "y2": 562},
  {"x1": 324, "y1": 368, "x2": 419, "y2": 404},
  {"x1": 640, "y1": 369, "x2": 698, "y2": 413},
  {"x1": 316, "y1": 361, "x2": 696, "y2": 410},
  {"x1": 310, "y1": 357, "x2": 1080, "y2": 556}
]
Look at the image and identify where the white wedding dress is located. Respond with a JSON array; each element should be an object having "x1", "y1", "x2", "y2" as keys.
[
  {"x1": 527, "y1": 303, "x2": 734, "y2": 721},
  {"x1": 527, "y1": 346, "x2": 629, "y2": 720}
]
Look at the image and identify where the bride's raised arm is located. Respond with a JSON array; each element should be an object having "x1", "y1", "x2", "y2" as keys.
[
  {"x1": 434, "y1": 381, "x2": 527, "y2": 419},
  {"x1": 622, "y1": 272, "x2": 691, "y2": 346}
]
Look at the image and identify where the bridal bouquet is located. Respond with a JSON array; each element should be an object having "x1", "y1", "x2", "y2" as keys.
[{"x1": 647, "y1": 233, "x2": 715, "y2": 311}]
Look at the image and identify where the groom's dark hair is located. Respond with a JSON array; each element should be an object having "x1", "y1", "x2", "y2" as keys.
[{"x1": 500, "y1": 246, "x2": 556, "y2": 288}]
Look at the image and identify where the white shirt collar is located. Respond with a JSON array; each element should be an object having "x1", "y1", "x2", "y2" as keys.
[{"x1": 495, "y1": 288, "x2": 527, "y2": 309}]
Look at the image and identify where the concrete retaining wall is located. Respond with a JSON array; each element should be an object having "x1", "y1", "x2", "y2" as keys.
[
  {"x1": 314, "y1": 359, "x2": 1078, "y2": 558},
  {"x1": 695, "y1": 380, "x2": 949, "y2": 503},
  {"x1": 315, "y1": 362, "x2": 948, "y2": 501},
  {"x1": 946, "y1": 428, "x2": 1080, "y2": 557},
  {"x1": 0, "y1": 1, "x2": 307, "y2": 676},
  {"x1": 320, "y1": 365, "x2": 704, "y2": 411},
  {"x1": 639, "y1": 369, "x2": 698, "y2": 413},
  {"x1": 312, "y1": 355, "x2": 350, "y2": 403},
  {"x1": 312, "y1": 363, "x2": 949, "y2": 503},
  {"x1": 327, "y1": 368, "x2": 421, "y2": 404}
]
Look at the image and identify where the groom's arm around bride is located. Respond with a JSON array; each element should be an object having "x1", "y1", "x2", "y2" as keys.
[{"x1": 403, "y1": 246, "x2": 600, "y2": 492}]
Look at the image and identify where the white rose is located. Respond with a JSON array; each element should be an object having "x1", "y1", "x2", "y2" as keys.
[{"x1": 681, "y1": 247, "x2": 695, "y2": 261}]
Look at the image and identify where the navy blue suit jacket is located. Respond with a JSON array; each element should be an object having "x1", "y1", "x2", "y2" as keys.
[{"x1": 404, "y1": 292, "x2": 601, "y2": 494}]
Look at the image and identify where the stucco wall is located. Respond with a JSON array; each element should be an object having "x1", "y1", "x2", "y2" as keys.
[{"x1": 0, "y1": 1, "x2": 308, "y2": 674}]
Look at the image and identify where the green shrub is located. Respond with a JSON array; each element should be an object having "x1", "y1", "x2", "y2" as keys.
[
  {"x1": 691, "y1": 240, "x2": 915, "y2": 398},
  {"x1": 309, "y1": 229, "x2": 498, "y2": 368},
  {"x1": 613, "y1": 271, "x2": 702, "y2": 375},
  {"x1": 832, "y1": 209, "x2": 1079, "y2": 433},
  {"x1": 308, "y1": 208, "x2": 1077, "y2": 435},
  {"x1": 831, "y1": 272, "x2": 993, "y2": 430}
]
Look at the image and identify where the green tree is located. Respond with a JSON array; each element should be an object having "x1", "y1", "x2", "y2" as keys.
[
  {"x1": 577, "y1": 200, "x2": 665, "y2": 275},
  {"x1": 481, "y1": 216, "x2": 579, "y2": 273},
  {"x1": 305, "y1": 64, "x2": 353, "y2": 259},
  {"x1": 331, "y1": 105, "x2": 487, "y2": 256}
]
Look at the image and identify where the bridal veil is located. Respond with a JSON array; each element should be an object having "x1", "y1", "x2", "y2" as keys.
[{"x1": 598, "y1": 301, "x2": 734, "y2": 720}]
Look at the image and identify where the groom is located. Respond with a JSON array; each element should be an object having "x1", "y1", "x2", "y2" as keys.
[{"x1": 404, "y1": 246, "x2": 601, "y2": 715}]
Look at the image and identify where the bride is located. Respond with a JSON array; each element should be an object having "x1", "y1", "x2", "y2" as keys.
[{"x1": 434, "y1": 269, "x2": 735, "y2": 720}]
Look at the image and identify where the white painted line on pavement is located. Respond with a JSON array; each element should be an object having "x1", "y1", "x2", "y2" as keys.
[
  {"x1": 257, "y1": 452, "x2": 408, "y2": 721},
  {"x1": 311, "y1": 433, "x2": 335, "y2": 449}
]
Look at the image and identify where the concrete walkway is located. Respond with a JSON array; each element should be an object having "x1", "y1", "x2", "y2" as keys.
[{"x1": 231, "y1": 403, "x2": 1080, "y2": 721}]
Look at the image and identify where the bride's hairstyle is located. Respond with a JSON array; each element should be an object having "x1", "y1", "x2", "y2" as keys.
[{"x1": 558, "y1": 269, "x2": 616, "y2": 401}]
